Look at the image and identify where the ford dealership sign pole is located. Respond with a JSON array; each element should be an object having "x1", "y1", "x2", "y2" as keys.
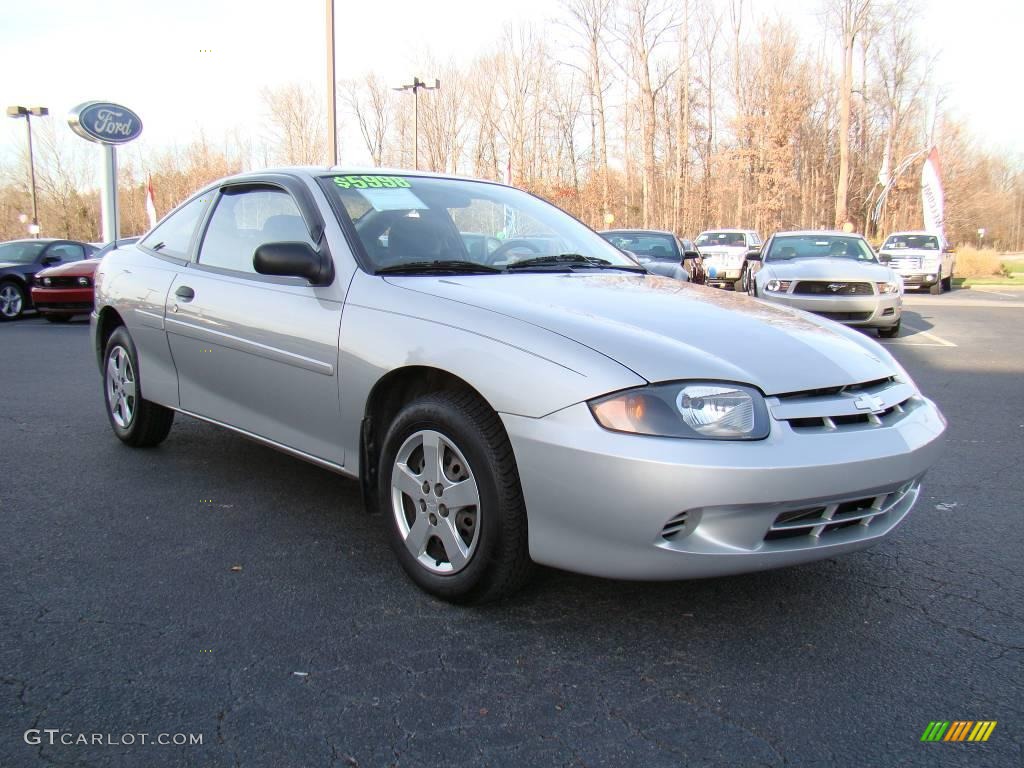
[{"x1": 68, "y1": 102, "x2": 143, "y2": 243}]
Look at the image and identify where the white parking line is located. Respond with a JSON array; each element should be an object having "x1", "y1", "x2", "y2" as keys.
[
  {"x1": 969, "y1": 288, "x2": 1018, "y2": 299},
  {"x1": 879, "y1": 321, "x2": 957, "y2": 348}
]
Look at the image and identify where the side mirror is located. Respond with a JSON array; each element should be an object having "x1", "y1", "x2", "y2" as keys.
[
  {"x1": 744, "y1": 249, "x2": 762, "y2": 262},
  {"x1": 41, "y1": 255, "x2": 60, "y2": 266},
  {"x1": 682, "y1": 250, "x2": 700, "y2": 261},
  {"x1": 254, "y1": 241, "x2": 333, "y2": 285},
  {"x1": 943, "y1": 246, "x2": 955, "y2": 253}
]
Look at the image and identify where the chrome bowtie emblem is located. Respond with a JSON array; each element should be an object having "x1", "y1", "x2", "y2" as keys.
[
  {"x1": 828, "y1": 283, "x2": 848, "y2": 292},
  {"x1": 853, "y1": 393, "x2": 884, "y2": 411}
]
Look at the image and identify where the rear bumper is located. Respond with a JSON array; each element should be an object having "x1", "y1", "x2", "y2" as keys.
[{"x1": 502, "y1": 397, "x2": 944, "y2": 580}]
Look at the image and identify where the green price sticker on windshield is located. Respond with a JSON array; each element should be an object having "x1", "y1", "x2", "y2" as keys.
[{"x1": 333, "y1": 175, "x2": 411, "y2": 189}]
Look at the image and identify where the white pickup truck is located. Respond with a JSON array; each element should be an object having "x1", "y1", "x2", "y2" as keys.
[
  {"x1": 877, "y1": 231, "x2": 956, "y2": 294},
  {"x1": 695, "y1": 229, "x2": 761, "y2": 289}
]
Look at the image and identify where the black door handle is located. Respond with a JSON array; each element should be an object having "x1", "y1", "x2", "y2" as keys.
[{"x1": 175, "y1": 285, "x2": 195, "y2": 301}]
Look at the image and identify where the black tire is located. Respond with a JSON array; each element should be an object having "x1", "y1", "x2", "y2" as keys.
[
  {"x1": 102, "y1": 326, "x2": 174, "y2": 447},
  {"x1": 0, "y1": 280, "x2": 26, "y2": 321},
  {"x1": 878, "y1": 321, "x2": 900, "y2": 338},
  {"x1": 942, "y1": 273, "x2": 953, "y2": 291},
  {"x1": 44, "y1": 314, "x2": 72, "y2": 323},
  {"x1": 928, "y1": 280, "x2": 942, "y2": 295},
  {"x1": 378, "y1": 391, "x2": 532, "y2": 603}
]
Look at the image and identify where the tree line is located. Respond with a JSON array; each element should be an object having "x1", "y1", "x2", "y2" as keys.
[{"x1": 2, "y1": 0, "x2": 1022, "y2": 248}]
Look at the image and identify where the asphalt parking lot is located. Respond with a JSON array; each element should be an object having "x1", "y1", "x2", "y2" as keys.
[{"x1": 2, "y1": 288, "x2": 1022, "y2": 768}]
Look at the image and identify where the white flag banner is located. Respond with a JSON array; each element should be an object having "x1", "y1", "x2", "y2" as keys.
[
  {"x1": 145, "y1": 175, "x2": 158, "y2": 229},
  {"x1": 920, "y1": 147, "x2": 945, "y2": 239}
]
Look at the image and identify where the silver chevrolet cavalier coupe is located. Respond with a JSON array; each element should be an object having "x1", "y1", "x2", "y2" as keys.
[
  {"x1": 747, "y1": 231, "x2": 904, "y2": 337},
  {"x1": 91, "y1": 169, "x2": 945, "y2": 603}
]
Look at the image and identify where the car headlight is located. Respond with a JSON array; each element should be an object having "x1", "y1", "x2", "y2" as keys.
[
  {"x1": 42, "y1": 277, "x2": 52, "y2": 286},
  {"x1": 875, "y1": 281, "x2": 901, "y2": 294},
  {"x1": 77, "y1": 276, "x2": 90, "y2": 286},
  {"x1": 589, "y1": 381, "x2": 770, "y2": 440},
  {"x1": 765, "y1": 279, "x2": 791, "y2": 292}
]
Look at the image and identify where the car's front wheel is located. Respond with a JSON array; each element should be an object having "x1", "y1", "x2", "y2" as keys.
[
  {"x1": 0, "y1": 280, "x2": 26, "y2": 321},
  {"x1": 379, "y1": 391, "x2": 532, "y2": 603},
  {"x1": 878, "y1": 321, "x2": 901, "y2": 338},
  {"x1": 103, "y1": 326, "x2": 174, "y2": 447}
]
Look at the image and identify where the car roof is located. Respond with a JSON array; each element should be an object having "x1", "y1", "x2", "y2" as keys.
[
  {"x1": 217, "y1": 166, "x2": 514, "y2": 189},
  {"x1": 599, "y1": 229, "x2": 677, "y2": 236},
  {"x1": 697, "y1": 228, "x2": 756, "y2": 234},
  {"x1": 3, "y1": 238, "x2": 59, "y2": 244},
  {"x1": 883, "y1": 231, "x2": 936, "y2": 236},
  {"x1": 773, "y1": 230, "x2": 868, "y2": 238}
]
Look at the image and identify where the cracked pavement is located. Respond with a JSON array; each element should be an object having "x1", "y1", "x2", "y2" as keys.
[{"x1": 1, "y1": 294, "x2": 1021, "y2": 767}]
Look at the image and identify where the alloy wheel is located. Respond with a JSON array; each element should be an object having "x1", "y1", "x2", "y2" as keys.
[
  {"x1": 106, "y1": 346, "x2": 137, "y2": 429},
  {"x1": 0, "y1": 284, "x2": 23, "y2": 318}
]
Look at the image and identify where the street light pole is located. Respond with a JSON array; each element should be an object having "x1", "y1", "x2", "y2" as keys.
[
  {"x1": 7, "y1": 105, "x2": 48, "y2": 237},
  {"x1": 325, "y1": 0, "x2": 337, "y2": 165},
  {"x1": 393, "y1": 77, "x2": 440, "y2": 170}
]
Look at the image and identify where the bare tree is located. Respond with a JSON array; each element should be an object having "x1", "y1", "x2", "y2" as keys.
[
  {"x1": 826, "y1": 0, "x2": 873, "y2": 228},
  {"x1": 262, "y1": 83, "x2": 327, "y2": 165},
  {"x1": 343, "y1": 74, "x2": 393, "y2": 166}
]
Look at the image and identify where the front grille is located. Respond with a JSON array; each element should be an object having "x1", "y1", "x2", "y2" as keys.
[
  {"x1": 771, "y1": 377, "x2": 917, "y2": 433},
  {"x1": 793, "y1": 281, "x2": 873, "y2": 296},
  {"x1": 39, "y1": 276, "x2": 89, "y2": 288},
  {"x1": 764, "y1": 482, "x2": 917, "y2": 542},
  {"x1": 816, "y1": 311, "x2": 872, "y2": 322}
]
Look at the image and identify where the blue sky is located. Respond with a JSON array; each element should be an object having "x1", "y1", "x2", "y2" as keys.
[{"x1": 1, "y1": 0, "x2": 1021, "y2": 170}]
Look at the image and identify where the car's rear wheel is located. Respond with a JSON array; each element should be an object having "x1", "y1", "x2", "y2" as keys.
[
  {"x1": 103, "y1": 326, "x2": 174, "y2": 447},
  {"x1": 0, "y1": 280, "x2": 25, "y2": 321},
  {"x1": 44, "y1": 314, "x2": 72, "y2": 323},
  {"x1": 379, "y1": 391, "x2": 532, "y2": 603},
  {"x1": 878, "y1": 321, "x2": 901, "y2": 338}
]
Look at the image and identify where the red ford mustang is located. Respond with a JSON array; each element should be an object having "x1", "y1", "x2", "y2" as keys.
[{"x1": 31, "y1": 238, "x2": 138, "y2": 322}]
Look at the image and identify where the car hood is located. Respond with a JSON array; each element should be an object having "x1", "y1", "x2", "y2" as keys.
[
  {"x1": 760, "y1": 257, "x2": 895, "y2": 282},
  {"x1": 35, "y1": 259, "x2": 100, "y2": 278},
  {"x1": 0, "y1": 262, "x2": 30, "y2": 272},
  {"x1": 700, "y1": 246, "x2": 747, "y2": 257},
  {"x1": 388, "y1": 273, "x2": 899, "y2": 395}
]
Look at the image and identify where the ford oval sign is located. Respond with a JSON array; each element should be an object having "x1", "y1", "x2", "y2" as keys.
[{"x1": 68, "y1": 101, "x2": 143, "y2": 145}]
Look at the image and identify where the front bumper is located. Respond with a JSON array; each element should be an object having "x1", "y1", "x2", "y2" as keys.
[
  {"x1": 502, "y1": 396, "x2": 945, "y2": 580},
  {"x1": 896, "y1": 270, "x2": 941, "y2": 287},
  {"x1": 30, "y1": 286, "x2": 94, "y2": 314},
  {"x1": 759, "y1": 290, "x2": 901, "y2": 327}
]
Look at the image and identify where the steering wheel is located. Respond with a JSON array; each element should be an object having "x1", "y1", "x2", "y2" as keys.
[{"x1": 488, "y1": 238, "x2": 541, "y2": 263}]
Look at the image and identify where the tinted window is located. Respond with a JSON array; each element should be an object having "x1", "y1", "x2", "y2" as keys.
[
  {"x1": 198, "y1": 187, "x2": 312, "y2": 275},
  {"x1": 882, "y1": 234, "x2": 939, "y2": 251},
  {"x1": 0, "y1": 241, "x2": 47, "y2": 264},
  {"x1": 696, "y1": 232, "x2": 748, "y2": 248},
  {"x1": 600, "y1": 232, "x2": 680, "y2": 261},
  {"x1": 140, "y1": 195, "x2": 211, "y2": 259},
  {"x1": 46, "y1": 243, "x2": 86, "y2": 262},
  {"x1": 765, "y1": 235, "x2": 876, "y2": 263}
]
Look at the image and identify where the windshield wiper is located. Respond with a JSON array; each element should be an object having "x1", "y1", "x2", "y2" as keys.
[
  {"x1": 376, "y1": 260, "x2": 502, "y2": 275},
  {"x1": 506, "y1": 253, "x2": 646, "y2": 273}
]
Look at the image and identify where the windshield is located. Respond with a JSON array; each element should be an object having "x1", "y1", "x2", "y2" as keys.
[
  {"x1": 696, "y1": 231, "x2": 748, "y2": 248},
  {"x1": 599, "y1": 232, "x2": 679, "y2": 261},
  {"x1": 765, "y1": 235, "x2": 877, "y2": 263},
  {"x1": 0, "y1": 241, "x2": 46, "y2": 264},
  {"x1": 321, "y1": 174, "x2": 638, "y2": 272},
  {"x1": 882, "y1": 234, "x2": 940, "y2": 251}
]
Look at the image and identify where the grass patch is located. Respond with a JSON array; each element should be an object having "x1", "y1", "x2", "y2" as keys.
[{"x1": 954, "y1": 276, "x2": 1024, "y2": 287}]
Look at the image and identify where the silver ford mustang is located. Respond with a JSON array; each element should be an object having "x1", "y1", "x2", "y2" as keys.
[
  {"x1": 748, "y1": 231, "x2": 904, "y2": 337},
  {"x1": 91, "y1": 169, "x2": 946, "y2": 603}
]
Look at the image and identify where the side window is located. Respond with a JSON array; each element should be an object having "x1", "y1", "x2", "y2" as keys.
[
  {"x1": 46, "y1": 243, "x2": 86, "y2": 262},
  {"x1": 198, "y1": 187, "x2": 313, "y2": 275},
  {"x1": 140, "y1": 195, "x2": 211, "y2": 259}
]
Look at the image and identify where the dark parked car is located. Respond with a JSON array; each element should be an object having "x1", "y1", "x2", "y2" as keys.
[
  {"x1": 598, "y1": 229, "x2": 706, "y2": 284},
  {"x1": 0, "y1": 239, "x2": 98, "y2": 320},
  {"x1": 31, "y1": 238, "x2": 140, "y2": 322}
]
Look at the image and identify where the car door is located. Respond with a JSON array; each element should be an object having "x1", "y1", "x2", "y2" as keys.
[{"x1": 164, "y1": 181, "x2": 346, "y2": 466}]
